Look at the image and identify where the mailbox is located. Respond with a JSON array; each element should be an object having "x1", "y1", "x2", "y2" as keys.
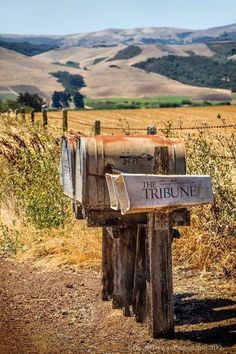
[
  {"x1": 75, "y1": 135, "x2": 186, "y2": 212},
  {"x1": 61, "y1": 134, "x2": 191, "y2": 226}
]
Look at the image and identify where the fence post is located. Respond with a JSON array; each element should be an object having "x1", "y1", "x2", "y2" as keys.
[
  {"x1": 94, "y1": 120, "x2": 101, "y2": 135},
  {"x1": 31, "y1": 109, "x2": 35, "y2": 125},
  {"x1": 147, "y1": 125, "x2": 157, "y2": 135},
  {"x1": 42, "y1": 109, "x2": 48, "y2": 128},
  {"x1": 63, "y1": 109, "x2": 68, "y2": 132},
  {"x1": 21, "y1": 108, "x2": 25, "y2": 121}
]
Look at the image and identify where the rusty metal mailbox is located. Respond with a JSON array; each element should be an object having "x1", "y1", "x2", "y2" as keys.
[{"x1": 75, "y1": 135, "x2": 186, "y2": 213}]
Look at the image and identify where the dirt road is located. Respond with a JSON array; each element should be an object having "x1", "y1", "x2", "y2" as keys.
[{"x1": 0, "y1": 254, "x2": 235, "y2": 354}]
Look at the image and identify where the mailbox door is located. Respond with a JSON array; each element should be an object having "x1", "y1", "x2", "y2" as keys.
[{"x1": 61, "y1": 137, "x2": 74, "y2": 198}]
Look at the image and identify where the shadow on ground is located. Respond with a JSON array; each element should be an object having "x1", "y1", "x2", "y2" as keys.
[{"x1": 174, "y1": 293, "x2": 236, "y2": 347}]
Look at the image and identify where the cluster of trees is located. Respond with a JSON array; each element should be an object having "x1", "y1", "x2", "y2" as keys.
[
  {"x1": 109, "y1": 45, "x2": 142, "y2": 60},
  {"x1": 0, "y1": 40, "x2": 58, "y2": 56},
  {"x1": 50, "y1": 71, "x2": 85, "y2": 109},
  {"x1": 134, "y1": 55, "x2": 236, "y2": 91},
  {"x1": 0, "y1": 93, "x2": 43, "y2": 113},
  {"x1": 51, "y1": 91, "x2": 84, "y2": 109}
]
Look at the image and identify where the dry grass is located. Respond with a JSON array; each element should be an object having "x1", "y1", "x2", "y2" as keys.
[
  {"x1": 16, "y1": 220, "x2": 102, "y2": 269},
  {"x1": 34, "y1": 105, "x2": 236, "y2": 136},
  {"x1": 1, "y1": 108, "x2": 235, "y2": 276}
]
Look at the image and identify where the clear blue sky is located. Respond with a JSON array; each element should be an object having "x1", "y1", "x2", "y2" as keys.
[{"x1": 0, "y1": 0, "x2": 236, "y2": 35}]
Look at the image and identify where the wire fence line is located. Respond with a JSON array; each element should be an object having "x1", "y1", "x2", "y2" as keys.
[
  {"x1": 46, "y1": 115, "x2": 236, "y2": 131},
  {"x1": 2, "y1": 111, "x2": 235, "y2": 133}
]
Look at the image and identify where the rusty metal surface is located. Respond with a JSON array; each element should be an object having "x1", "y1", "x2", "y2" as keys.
[{"x1": 74, "y1": 135, "x2": 186, "y2": 211}]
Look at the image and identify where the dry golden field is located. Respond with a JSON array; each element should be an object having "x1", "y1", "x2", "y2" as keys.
[{"x1": 35, "y1": 105, "x2": 236, "y2": 136}]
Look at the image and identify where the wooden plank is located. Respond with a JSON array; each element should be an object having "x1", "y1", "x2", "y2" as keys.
[
  {"x1": 112, "y1": 233, "x2": 123, "y2": 309},
  {"x1": 133, "y1": 224, "x2": 147, "y2": 323},
  {"x1": 102, "y1": 227, "x2": 114, "y2": 301},
  {"x1": 111, "y1": 226, "x2": 137, "y2": 315},
  {"x1": 86, "y1": 210, "x2": 147, "y2": 227},
  {"x1": 122, "y1": 226, "x2": 137, "y2": 316},
  {"x1": 146, "y1": 212, "x2": 174, "y2": 338}
]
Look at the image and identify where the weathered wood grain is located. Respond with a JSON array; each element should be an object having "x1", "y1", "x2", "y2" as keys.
[
  {"x1": 146, "y1": 212, "x2": 174, "y2": 338},
  {"x1": 133, "y1": 224, "x2": 147, "y2": 323},
  {"x1": 102, "y1": 227, "x2": 114, "y2": 301}
]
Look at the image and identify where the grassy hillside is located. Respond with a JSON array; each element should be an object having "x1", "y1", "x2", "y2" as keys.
[
  {"x1": 134, "y1": 55, "x2": 236, "y2": 91},
  {"x1": 108, "y1": 45, "x2": 142, "y2": 60}
]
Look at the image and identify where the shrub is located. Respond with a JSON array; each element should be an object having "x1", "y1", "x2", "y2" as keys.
[{"x1": 0, "y1": 120, "x2": 70, "y2": 229}]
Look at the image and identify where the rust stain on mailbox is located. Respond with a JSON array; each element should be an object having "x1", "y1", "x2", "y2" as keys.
[{"x1": 85, "y1": 135, "x2": 183, "y2": 145}]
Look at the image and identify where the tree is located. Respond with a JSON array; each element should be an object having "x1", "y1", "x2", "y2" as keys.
[
  {"x1": 74, "y1": 92, "x2": 84, "y2": 108},
  {"x1": 17, "y1": 92, "x2": 43, "y2": 112},
  {"x1": 51, "y1": 91, "x2": 70, "y2": 109}
]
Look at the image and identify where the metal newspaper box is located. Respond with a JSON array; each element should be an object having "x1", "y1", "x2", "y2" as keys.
[{"x1": 75, "y1": 135, "x2": 186, "y2": 212}]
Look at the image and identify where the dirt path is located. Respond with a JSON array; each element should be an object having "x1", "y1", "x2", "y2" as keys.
[{"x1": 0, "y1": 254, "x2": 235, "y2": 354}]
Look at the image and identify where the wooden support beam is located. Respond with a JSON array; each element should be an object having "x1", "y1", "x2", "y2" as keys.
[
  {"x1": 102, "y1": 227, "x2": 114, "y2": 301},
  {"x1": 111, "y1": 226, "x2": 137, "y2": 315},
  {"x1": 146, "y1": 212, "x2": 174, "y2": 338},
  {"x1": 133, "y1": 224, "x2": 147, "y2": 323}
]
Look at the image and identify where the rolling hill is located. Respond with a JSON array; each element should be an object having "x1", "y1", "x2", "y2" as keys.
[
  {"x1": 1, "y1": 24, "x2": 235, "y2": 101},
  {"x1": 0, "y1": 44, "x2": 232, "y2": 101},
  {"x1": 1, "y1": 23, "x2": 236, "y2": 47}
]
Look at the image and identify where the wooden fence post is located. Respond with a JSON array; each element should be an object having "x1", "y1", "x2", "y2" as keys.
[
  {"x1": 31, "y1": 109, "x2": 35, "y2": 125},
  {"x1": 147, "y1": 125, "x2": 157, "y2": 135},
  {"x1": 94, "y1": 120, "x2": 101, "y2": 135},
  {"x1": 63, "y1": 109, "x2": 68, "y2": 132},
  {"x1": 146, "y1": 212, "x2": 174, "y2": 338},
  {"x1": 42, "y1": 109, "x2": 48, "y2": 127},
  {"x1": 22, "y1": 108, "x2": 25, "y2": 121}
]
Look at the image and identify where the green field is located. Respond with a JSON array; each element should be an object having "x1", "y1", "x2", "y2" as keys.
[
  {"x1": 84, "y1": 96, "x2": 231, "y2": 110},
  {"x1": 84, "y1": 96, "x2": 193, "y2": 109}
]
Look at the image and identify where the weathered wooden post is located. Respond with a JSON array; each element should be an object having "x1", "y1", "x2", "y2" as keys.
[
  {"x1": 133, "y1": 224, "x2": 147, "y2": 322},
  {"x1": 42, "y1": 109, "x2": 48, "y2": 128},
  {"x1": 146, "y1": 212, "x2": 174, "y2": 337},
  {"x1": 147, "y1": 125, "x2": 157, "y2": 135},
  {"x1": 63, "y1": 109, "x2": 68, "y2": 132},
  {"x1": 102, "y1": 227, "x2": 114, "y2": 301},
  {"x1": 31, "y1": 109, "x2": 35, "y2": 125},
  {"x1": 94, "y1": 120, "x2": 101, "y2": 135},
  {"x1": 21, "y1": 108, "x2": 25, "y2": 121},
  {"x1": 111, "y1": 225, "x2": 137, "y2": 316},
  {"x1": 147, "y1": 124, "x2": 174, "y2": 337}
]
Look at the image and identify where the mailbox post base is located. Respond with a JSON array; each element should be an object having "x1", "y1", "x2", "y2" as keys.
[{"x1": 146, "y1": 212, "x2": 174, "y2": 338}]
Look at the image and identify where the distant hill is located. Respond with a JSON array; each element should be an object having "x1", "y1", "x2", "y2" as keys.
[
  {"x1": 0, "y1": 24, "x2": 235, "y2": 101},
  {"x1": 1, "y1": 23, "x2": 236, "y2": 47},
  {"x1": 0, "y1": 40, "x2": 58, "y2": 56}
]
